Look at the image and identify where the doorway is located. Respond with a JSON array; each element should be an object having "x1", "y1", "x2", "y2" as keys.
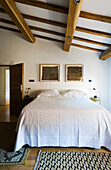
[
  {"x1": 0, "y1": 66, "x2": 10, "y2": 121},
  {"x1": 0, "y1": 63, "x2": 24, "y2": 122}
]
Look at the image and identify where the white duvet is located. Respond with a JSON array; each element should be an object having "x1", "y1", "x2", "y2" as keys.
[{"x1": 15, "y1": 96, "x2": 111, "y2": 151}]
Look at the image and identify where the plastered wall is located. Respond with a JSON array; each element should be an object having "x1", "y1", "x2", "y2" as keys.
[{"x1": 0, "y1": 29, "x2": 109, "y2": 110}]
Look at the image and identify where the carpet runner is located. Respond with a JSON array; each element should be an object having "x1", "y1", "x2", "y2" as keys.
[{"x1": 34, "y1": 150, "x2": 111, "y2": 170}]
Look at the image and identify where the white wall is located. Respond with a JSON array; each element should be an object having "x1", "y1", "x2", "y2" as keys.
[
  {"x1": 108, "y1": 58, "x2": 111, "y2": 112},
  {"x1": 0, "y1": 29, "x2": 109, "y2": 110}
]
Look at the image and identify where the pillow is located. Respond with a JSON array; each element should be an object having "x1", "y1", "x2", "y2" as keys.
[
  {"x1": 60, "y1": 89, "x2": 87, "y2": 98},
  {"x1": 37, "y1": 89, "x2": 60, "y2": 98}
]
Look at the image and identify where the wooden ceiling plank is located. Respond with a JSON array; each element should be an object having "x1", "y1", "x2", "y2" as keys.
[
  {"x1": 0, "y1": 25, "x2": 20, "y2": 33},
  {"x1": 23, "y1": 13, "x2": 66, "y2": 28},
  {"x1": 0, "y1": 17, "x2": 65, "y2": 37},
  {"x1": 71, "y1": 43, "x2": 104, "y2": 53},
  {"x1": 80, "y1": 11, "x2": 111, "y2": 24},
  {"x1": 15, "y1": 0, "x2": 68, "y2": 14},
  {"x1": 100, "y1": 47, "x2": 111, "y2": 60},
  {"x1": 76, "y1": 26, "x2": 111, "y2": 38},
  {"x1": 0, "y1": 7, "x2": 5, "y2": 13},
  {"x1": 0, "y1": 18, "x2": 15, "y2": 25},
  {"x1": 30, "y1": 26, "x2": 65, "y2": 37},
  {"x1": 0, "y1": 7, "x2": 66, "y2": 28},
  {"x1": 0, "y1": 25, "x2": 64, "y2": 43},
  {"x1": 73, "y1": 36, "x2": 111, "y2": 47},
  {"x1": 0, "y1": 0, "x2": 35, "y2": 43},
  {"x1": 34, "y1": 34, "x2": 64, "y2": 43},
  {"x1": 64, "y1": 0, "x2": 83, "y2": 52}
]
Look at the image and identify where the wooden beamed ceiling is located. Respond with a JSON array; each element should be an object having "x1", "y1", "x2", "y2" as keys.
[
  {"x1": 0, "y1": 0, "x2": 111, "y2": 60},
  {"x1": 0, "y1": 12, "x2": 111, "y2": 48},
  {"x1": 15, "y1": 0, "x2": 68, "y2": 14},
  {"x1": 0, "y1": 8, "x2": 66, "y2": 28},
  {"x1": 0, "y1": 25, "x2": 104, "y2": 53},
  {"x1": 0, "y1": 0, "x2": 35, "y2": 43}
]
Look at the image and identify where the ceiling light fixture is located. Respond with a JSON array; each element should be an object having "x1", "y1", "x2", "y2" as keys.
[
  {"x1": 74, "y1": 0, "x2": 81, "y2": 4},
  {"x1": 67, "y1": 36, "x2": 71, "y2": 39}
]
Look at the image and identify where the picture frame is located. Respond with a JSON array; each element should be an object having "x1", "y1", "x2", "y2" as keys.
[
  {"x1": 65, "y1": 64, "x2": 84, "y2": 82},
  {"x1": 39, "y1": 64, "x2": 60, "y2": 82}
]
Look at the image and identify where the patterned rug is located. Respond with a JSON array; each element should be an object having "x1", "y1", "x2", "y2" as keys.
[
  {"x1": 0, "y1": 147, "x2": 28, "y2": 165},
  {"x1": 34, "y1": 151, "x2": 111, "y2": 170}
]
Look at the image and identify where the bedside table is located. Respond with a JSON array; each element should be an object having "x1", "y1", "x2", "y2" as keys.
[
  {"x1": 23, "y1": 97, "x2": 34, "y2": 107},
  {"x1": 90, "y1": 97, "x2": 100, "y2": 104}
]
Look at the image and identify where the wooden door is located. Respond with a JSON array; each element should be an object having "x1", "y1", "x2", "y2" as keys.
[{"x1": 10, "y1": 63, "x2": 24, "y2": 116}]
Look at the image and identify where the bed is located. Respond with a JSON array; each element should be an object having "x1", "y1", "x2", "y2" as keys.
[{"x1": 15, "y1": 89, "x2": 111, "y2": 151}]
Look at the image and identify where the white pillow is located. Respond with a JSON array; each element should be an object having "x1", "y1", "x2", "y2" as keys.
[
  {"x1": 37, "y1": 89, "x2": 60, "y2": 98},
  {"x1": 60, "y1": 89, "x2": 87, "y2": 98}
]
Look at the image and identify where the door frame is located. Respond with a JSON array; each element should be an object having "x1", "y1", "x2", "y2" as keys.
[{"x1": 0, "y1": 64, "x2": 24, "y2": 116}]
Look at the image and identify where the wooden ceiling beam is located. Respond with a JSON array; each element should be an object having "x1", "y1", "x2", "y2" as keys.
[
  {"x1": 100, "y1": 47, "x2": 111, "y2": 60},
  {"x1": 15, "y1": 0, "x2": 68, "y2": 14},
  {"x1": 73, "y1": 36, "x2": 111, "y2": 47},
  {"x1": 71, "y1": 43, "x2": 104, "y2": 53},
  {"x1": 64, "y1": 0, "x2": 83, "y2": 52},
  {"x1": 0, "y1": 0, "x2": 35, "y2": 43},
  {"x1": 76, "y1": 26, "x2": 111, "y2": 38},
  {"x1": 0, "y1": 25, "x2": 64, "y2": 43},
  {"x1": 0, "y1": 7, "x2": 66, "y2": 28},
  {"x1": 0, "y1": 17, "x2": 65, "y2": 37},
  {"x1": 80, "y1": 11, "x2": 111, "y2": 24}
]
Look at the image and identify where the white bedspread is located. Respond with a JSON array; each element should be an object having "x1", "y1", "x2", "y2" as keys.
[{"x1": 15, "y1": 96, "x2": 111, "y2": 151}]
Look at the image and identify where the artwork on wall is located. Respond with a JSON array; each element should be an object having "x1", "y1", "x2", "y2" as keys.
[
  {"x1": 65, "y1": 64, "x2": 83, "y2": 82},
  {"x1": 39, "y1": 64, "x2": 60, "y2": 82}
]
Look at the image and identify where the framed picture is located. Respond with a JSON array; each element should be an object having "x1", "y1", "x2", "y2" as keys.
[
  {"x1": 65, "y1": 64, "x2": 83, "y2": 82},
  {"x1": 39, "y1": 64, "x2": 60, "y2": 82}
]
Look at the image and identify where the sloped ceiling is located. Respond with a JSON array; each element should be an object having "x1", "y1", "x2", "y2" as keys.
[{"x1": 0, "y1": 0, "x2": 111, "y2": 60}]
